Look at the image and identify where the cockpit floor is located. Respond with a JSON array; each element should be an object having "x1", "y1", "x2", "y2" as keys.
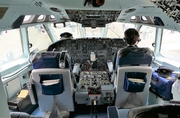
[
  {"x1": 31, "y1": 104, "x2": 109, "y2": 118},
  {"x1": 69, "y1": 104, "x2": 108, "y2": 118}
]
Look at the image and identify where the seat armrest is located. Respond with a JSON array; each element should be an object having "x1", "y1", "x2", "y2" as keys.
[
  {"x1": 10, "y1": 112, "x2": 43, "y2": 118},
  {"x1": 170, "y1": 100, "x2": 180, "y2": 104},
  {"x1": 107, "y1": 61, "x2": 113, "y2": 74},
  {"x1": 107, "y1": 106, "x2": 119, "y2": 118}
]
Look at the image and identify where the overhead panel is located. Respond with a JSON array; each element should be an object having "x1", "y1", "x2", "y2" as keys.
[
  {"x1": 151, "y1": 0, "x2": 180, "y2": 23},
  {"x1": 66, "y1": 10, "x2": 121, "y2": 28},
  {"x1": 0, "y1": 0, "x2": 33, "y2": 5}
]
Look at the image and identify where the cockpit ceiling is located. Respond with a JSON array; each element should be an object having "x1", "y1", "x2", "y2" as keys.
[
  {"x1": 151, "y1": 0, "x2": 180, "y2": 24},
  {"x1": 66, "y1": 10, "x2": 121, "y2": 28},
  {"x1": 0, "y1": 7, "x2": 8, "y2": 19}
]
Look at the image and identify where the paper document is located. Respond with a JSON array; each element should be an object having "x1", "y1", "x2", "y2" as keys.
[
  {"x1": 18, "y1": 90, "x2": 28, "y2": 98},
  {"x1": 42, "y1": 79, "x2": 60, "y2": 86},
  {"x1": 128, "y1": 78, "x2": 145, "y2": 83}
]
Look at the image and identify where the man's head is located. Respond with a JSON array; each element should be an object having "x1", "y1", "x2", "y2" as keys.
[
  {"x1": 124, "y1": 28, "x2": 140, "y2": 46},
  {"x1": 60, "y1": 32, "x2": 73, "y2": 39}
]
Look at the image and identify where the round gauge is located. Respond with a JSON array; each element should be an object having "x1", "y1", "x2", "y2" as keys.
[
  {"x1": 107, "y1": 48, "x2": 112, "y2": 52},
  {"x1": 82, "y1": 59, "x2": 87, "y2": 64},
  {"x1": 72, "y1": 59, "x2": 75, "y2": 64},
  {"x1": 76, "y1": 59, "x2": 80, "y2": 63},
  {"x1": 86, "y1": 80, "x2": 89, "y2": 85},
  {"x1": 82, "y1": 43, "x2": 87, "y2": 48},
  {"x1": 82, "y1": 48, "x2": 87, "y2": 53},
  {"x1": 100, "y1": 59, "x2": 105, "y2": 62}
]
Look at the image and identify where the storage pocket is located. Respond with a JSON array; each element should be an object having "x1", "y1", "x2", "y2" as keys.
[
  {"x1": 123, "y1": 72, "x2": 147, "y2": 92},
  {"x1": 40, "y1": 74, "x2": 64, "y2": 95}
]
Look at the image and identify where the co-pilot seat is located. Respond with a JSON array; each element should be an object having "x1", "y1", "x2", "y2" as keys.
[
  {"x1": 107, "y1": 103, "x2": 180, "y2": 118},
  {"x1": 29, "y1": 51, "x2": 75, "y2": 117},
  {"x1": 113, "y1": 47, "x2": 153, "y2": 109}
]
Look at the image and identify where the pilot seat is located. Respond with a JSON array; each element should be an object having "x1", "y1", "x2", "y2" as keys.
[
  {"x1": 28, "y1": 51, "x2": 75, "y2": 118},
  {"x1": 107, "y1": 103, "x2": 180, "y2": 118},
  {"x1": 112, "y1": 47, "x2": 153, "y2": 110}
]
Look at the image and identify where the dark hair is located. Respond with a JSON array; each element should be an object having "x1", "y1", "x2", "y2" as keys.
[
  {"x1": 60, "y1": 32, "x2": 73, "y2": 38},
  {"x1": 124, "y1": 28, "x2": 139, "y2": 45}
]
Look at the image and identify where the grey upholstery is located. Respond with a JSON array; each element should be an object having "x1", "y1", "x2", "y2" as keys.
[
  {"x1": 10, "y1": 112, "x2": 43, "y2": 118},
  {"x1": 107, "y1": 106, "x2": 119, "y2": 118},
  {"x1": 111, "y1": 47, "x2": 152, "y2": 83},
  {"x1": 114, "y1": 66, "x2": 152, "y2": 108},
  {"x1": 31, "y1": 69, "x2": 75, "y2": 112},
  {"x1": 114, "y1": 47, "x2": 152, "y2": 71},
  {"x1": 112, "y1": 47, "x2": 153, "y2": 109},
  {"x1": 128, "y1": 104, "x2": 180, "y2": 118},
  {"x1": 107, "y1": 104, "x2": 180, "y2": 118}
]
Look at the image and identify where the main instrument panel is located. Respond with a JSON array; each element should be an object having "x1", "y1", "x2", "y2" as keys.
[
  {"x1": 47, "y1": 38, "x2": 126, "y2": 105},
  {"x1": 47, "y1": 38, "x2": 127, "y2": 66}
]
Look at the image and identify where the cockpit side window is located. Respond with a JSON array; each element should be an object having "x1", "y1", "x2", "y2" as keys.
[
  {"x1": 0, "y1": 29, "x2": 23, "y2": 66},
  {"x1": 160, "y1": 29, "x2": 180, "y2": 62},
  {"x1": 28, "y1": 25, "x2": 52, "y2": 52}
]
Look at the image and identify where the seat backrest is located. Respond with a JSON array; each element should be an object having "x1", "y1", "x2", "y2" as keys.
[
  {"x1": 114, "y1": 66, "x2": 152, "y2": 109},
  {"x1": 31, "y1": 51, "x2": 72, "y2": 70},
  {"x1": 128, "y1": 104, "x2": 180, "y2": 118},
  {"x1": 31, "y1": 68, "x2": 74, "y2": 112},
  {"x1": 112, "y1": 47, "x2": 152, "y2": 108},
  {"x1": 29, "y1": 51, "x2": 75, "y2": 112},
  {"x1": 10, "y1": 112, "x2": 43, "y2": 118},
  {"x1": 30, "y1": 50, "x2": 76, "y2": 87},
  {"x1": 114, "y1": 47, "x2": 152, "y2": 71}
]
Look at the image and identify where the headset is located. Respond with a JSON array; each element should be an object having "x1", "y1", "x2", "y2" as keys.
[{"x1": 59, "y1": 51, "x2": 71, "y2": 69}]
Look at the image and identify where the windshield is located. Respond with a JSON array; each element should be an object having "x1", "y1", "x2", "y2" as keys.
[
  {"x1": 51, "y1": 22, "x2": 81, "y2": 40},
  {"x1": 84, "y1": 27, "x2": 103, "y2": 37},
  {"x1": 51, "y1": 22, "x2": 135, "y2": 40}
]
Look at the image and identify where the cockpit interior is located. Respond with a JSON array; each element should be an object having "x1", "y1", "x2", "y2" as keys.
[{"x1": 1, "y1": 0, "x2": 180, "y2": 118}]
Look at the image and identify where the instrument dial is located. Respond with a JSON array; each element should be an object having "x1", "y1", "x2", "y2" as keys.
[{"x1": 82, "y1": 48, "x2": 87, "y2": 53}]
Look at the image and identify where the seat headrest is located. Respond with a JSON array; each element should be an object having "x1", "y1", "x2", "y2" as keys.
[
  {"x1": 30, "y1": 51, "x2": 72, "y2": 69},
  {"x1": 117, "y1": 47, "x2": 152, "y2": 66},
  {"x1": 31, "y1": 51, "x2": 60, "y2": 69}
]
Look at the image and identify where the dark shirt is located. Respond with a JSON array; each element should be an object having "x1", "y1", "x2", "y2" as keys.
[{"x1": 118, "y1": 46, "x2": 153, "y2": 57}]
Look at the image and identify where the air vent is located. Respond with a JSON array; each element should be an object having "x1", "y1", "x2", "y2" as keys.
[
  {"x1": 34, "y1": 1, "x2": 42, "y2": 7},
  {"x1": 50, "y1": 7, "x2": 61, "y2": 12},
  {"x1": 125, "y1": 8, "x2": 136, "y2": 13}
]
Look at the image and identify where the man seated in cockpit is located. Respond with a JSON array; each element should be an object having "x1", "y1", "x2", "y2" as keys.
[
  {"x1": 120, "y1": 28, "x2": 152, "y2": 57},
  {"x1": 111, "y1": 28, "x2": 153, "y2": 83},
  {"x1": 60, "y1": 32, "x2": 73, "y2": 39}
]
